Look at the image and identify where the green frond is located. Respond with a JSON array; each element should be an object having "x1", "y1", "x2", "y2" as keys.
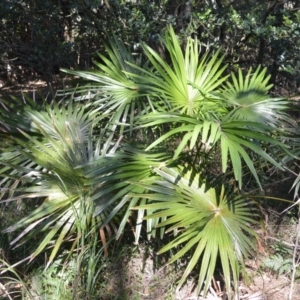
[
  {"x1": 134, "y1": 26, "x2": 228, "y2": 116},
  {"x1": 223, "y1": 66, "x2": 290, "y2": 126},
  {"x1": 134, "y1": 167, "x2": 258, "y2": 296},
  {"x1": 60, "y1": 36, "x2": 154, "y2": 135},
  {"x1": 1, "y1": 98, "x2": 173, "y2": 262},
  {"x1": 142, "y1": 110, "x2": 285, "y2": 189}
]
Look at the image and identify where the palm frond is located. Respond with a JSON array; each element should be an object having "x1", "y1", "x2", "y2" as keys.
[
  {"x1": 130, "y1": 26, "x2": 228, "y2": 116},
  {"x1": 141, "y1": 111, "x2": 285, "y2": 189},
  {"x1": 1, "y1": 96, "x2": 174, "y2": 262},
  {"x1": 0, "y1": 100, "x2": 119, "y2": 265},
  {"x1": 222, "y1": 66, "x2": 290, "y2": 126},
  {"x1": 60, "y1": 37, "x2": 154, "y2": 134},
  {"x1": 133, "y1": 167, "x2": 258, "y2": 296}
]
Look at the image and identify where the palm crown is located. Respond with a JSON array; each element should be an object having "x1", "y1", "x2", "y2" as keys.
[{"x1": 0, "y1": 26, "x2": 293, "y2": 297}]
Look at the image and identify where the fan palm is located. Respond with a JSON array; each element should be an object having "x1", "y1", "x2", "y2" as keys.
[{"x1": 0, "y1": 26, "x2": 294, "y2": 299}]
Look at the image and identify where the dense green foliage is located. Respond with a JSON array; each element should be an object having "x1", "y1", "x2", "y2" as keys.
[{"x1": 1, "y1": 0, "x2": 300, "y2": 94}]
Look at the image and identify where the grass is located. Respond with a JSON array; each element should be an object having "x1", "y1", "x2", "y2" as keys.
[
  {"x1": 0, "y1": 215, "x2": 180, "y2": 300},
  {"x1": 1, "y1": 202, "x2": 300, "y2": 300}
]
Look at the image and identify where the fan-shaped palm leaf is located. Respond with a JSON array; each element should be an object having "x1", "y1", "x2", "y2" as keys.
[
  {"x1": 129, "y1": 26, "x2": 228, "y2": 116},
  {"x1": 60, "y1": 37, "x2": 155, "y2": 134},
  {"x1": 134, "y1": 166, "x2": 259, "y2": 296},
  {"x1": 133, "y1": 31, "x2": 289, "y2": 189},
  {"x1": 1, "y1": 103, "x2": 118, "y2": 265},
  {"x1": 0, "y1": 97, "x2": 173, "y2": 263},
  {"x1": 141, "y1": 112, "x2": 286, "y2": 188},
  {"x1": 222, "y1": 66, "x2": 290, "y2": 126}
]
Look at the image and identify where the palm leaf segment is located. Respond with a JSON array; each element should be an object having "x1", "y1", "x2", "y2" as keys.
[{"x1": 135, "y1": 167, "x2": 258, "y2": 296}]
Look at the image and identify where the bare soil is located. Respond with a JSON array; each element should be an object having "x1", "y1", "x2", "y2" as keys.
[{"x1": 98, "y1": 238, "x2": 300, "y2": 300}]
